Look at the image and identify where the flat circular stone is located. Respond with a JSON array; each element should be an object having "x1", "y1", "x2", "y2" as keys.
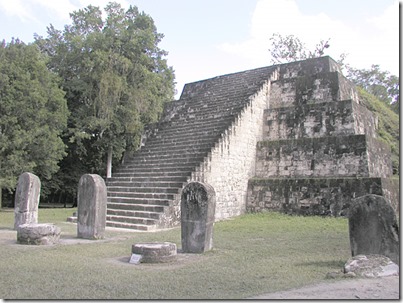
[
  {"x1": 17, "y1": 223, "x2": 61, "y2": 245},
  {"x1": 132, "y1": 242, "x2": 177, "y2": 263}
]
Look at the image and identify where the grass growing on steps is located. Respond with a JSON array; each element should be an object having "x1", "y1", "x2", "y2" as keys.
[{"x1": 0, "y1": 209, "x2": 350, "y2": 300}]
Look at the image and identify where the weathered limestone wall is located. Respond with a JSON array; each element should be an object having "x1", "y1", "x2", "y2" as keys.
[
  {"x1": 247, "y1": 177, "x2": 399, "y2": 216},
  {"x1": 263, "y1": 101, "x2": 378, "y2": 141},
  {"x1": 255, "y1": 135, "x2": 392, "y2": 179},
  {"x1": 352, "y1": 102, "x2": 378, "y2": 139},
  {"x1": 190, "y1": 79, "x2": 272, "y2": 220},
  {"x1": 270, "y1": 71, "x2": 359, "y2": 109},
  {"x1": 255, "y1": 135, "x2": 369, "y2": 178},
  {"x1": 366, "y1": 136, "x2": 393, "y2": 177}
]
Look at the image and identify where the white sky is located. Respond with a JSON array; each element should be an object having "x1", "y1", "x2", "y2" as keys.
[{"x1": 0, "y1": 0, "x2": 400, "y2": 98}]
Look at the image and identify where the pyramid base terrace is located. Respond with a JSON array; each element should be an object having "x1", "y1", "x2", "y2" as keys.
[{"x1": 247, "y1": 177, "x2": 399, "y2": 216}]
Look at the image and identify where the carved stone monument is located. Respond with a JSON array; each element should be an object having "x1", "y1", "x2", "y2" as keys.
[
  {"x1": 14, "y1": 172, "x2": 41, "y2": 230},
  {"x1": 348, "y1": 194, "x2": 399, "y2": 264},
  {"x1": 77, "y1": 174, "x2": 107, "y2": 239},
  {"x1": 181, "y1": 182, "x2": 216, "y2": 253}
]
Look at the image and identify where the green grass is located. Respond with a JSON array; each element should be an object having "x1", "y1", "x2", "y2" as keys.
[{"x1": 0, "y1": 209, "x2": 350, "y2": 299}]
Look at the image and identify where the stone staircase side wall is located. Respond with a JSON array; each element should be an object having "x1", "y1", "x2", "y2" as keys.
[{"x1": 189, "y1": 80, "x2": 272, "y2": 220}]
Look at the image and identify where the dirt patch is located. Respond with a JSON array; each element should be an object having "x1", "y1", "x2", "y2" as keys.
[{"x1": 250, "y1": 276, "x2": 400, "y2": 299}]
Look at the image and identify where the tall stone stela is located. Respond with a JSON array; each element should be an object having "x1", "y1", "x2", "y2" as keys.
[
  {"x1": 181, "y1": 182, "x2": 216, "y2": 253},
  {"x1": 77, "y1": 174, "x2": 107, "y2": 240},
  {"x1": 14, "y1": 172, "x2": 41, "y2": 230}
]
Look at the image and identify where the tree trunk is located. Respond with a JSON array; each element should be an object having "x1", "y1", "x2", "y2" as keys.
[{"x1": 107, "y1": 146, "x2": 113, "y2": 178}]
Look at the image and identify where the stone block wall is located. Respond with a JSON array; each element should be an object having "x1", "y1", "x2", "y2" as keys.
[
  {"x1": 352, "y1": 102, "x2": 378, "y2": 139},
  {"x1": 263, "y1": 101, "x2": 357, "y2": 140},
  {"x1": 270, "y1": 71, "x2": 359, "y2": 109},
  {"x1": 366, "y1": 136, "x2": 393, "y2": 177},
  {"x1": 247, "y1": 177, "x2": 399, "y2": 216},
  {"x1": 255, "y1": 135, "x2": 370, "y2": 178},
  {"x1": 255, "y1": 135, "x2": 392, "y2": 179},
  {"x1": 190, "y1": 80, "x2": 272, "y2": 220}
]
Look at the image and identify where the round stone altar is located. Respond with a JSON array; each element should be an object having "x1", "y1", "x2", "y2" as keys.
[
  {"x1": 131, "y1": 242, "x2": 177, "y2": 263},
  {"x1": 17, "y1": 223, "x2": 61, "y2": 245}
]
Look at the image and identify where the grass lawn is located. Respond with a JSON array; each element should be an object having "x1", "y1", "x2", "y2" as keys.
[{"x1": 0, "y1": 208, "x2": 351, "y2": 299}]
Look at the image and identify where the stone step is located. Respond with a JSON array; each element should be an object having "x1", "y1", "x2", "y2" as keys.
[
  {"x1": 107, "y1": 196, "x2": 171, "y2": 206},
  {"x1": 173, "y1": 100, "x2": 246, "y2": 115},
  {"x1": 122, "y1": 157, "x2": 204, "y2": 168},
  {"x1": 127, "y1": 152, "x2": 206, "y2": 163},
  {"x1": 131, "y1": 147, "x2": 208, "y2": 158},
  {"x1": 157, "y1": 117, "x2": 233, "y2": 134},
  {"x1": 106, "y1": 214, "x2": 157, "y2": 226},
  {"x1": 107, "y1": 175, "x2": 187, "y2": 183},
  {"x1": 145, "y1": 136, "x2": 218, "y2": 147},
  {"x1": 117, "y1": 162, "x2": 199, "y2": 171},
  {"x1": 107, "y1": 208, "x2": 161, "y2": 219},
  {"x1": 159, "y1": 123, "x2": 230, "y2": 137},
  {"x1": 140, "y1": 143, "x2": 212, "y2": 154},
  {"x1": 107, "y1": 202, "x2": 165, "y2": 213},
  {"x1": 106, "y1": 181, "x2": 184, "y2": 188},
  {"x1": 106, "y1": 221, "x2": 154, "y2": 231},
  {"x1": 107, "y1": 186, "x2": 180, "y2": 194},
  {"x1": 154, "y1": 127, "x2": 227, "y2": 141},
  {"x1": 111, "y1": 171, "x2": 191, "y2": 179},
  {"x1": 107, "y1": 191, "x2": 176, "y2": 200},
  {"x1": 172, "y1": 111, "x2": 241, "y2": 123},
  {"x1": 154, "y1": 130, "x2": 222, "y2": 141}
]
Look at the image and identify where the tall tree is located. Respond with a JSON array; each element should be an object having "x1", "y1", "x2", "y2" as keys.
[
  {"x1": 35, "y1": 2, "x2": 175, "y2": 202},
  {"x1": 0, "y1": 39, "x2": 68, "y2": 206},
  {"x1": 346, "y1": 65, "x2": 399, "y2": 113}
]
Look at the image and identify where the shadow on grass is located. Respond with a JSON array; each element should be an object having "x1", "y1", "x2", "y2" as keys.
[{"x1": 295, "y1": 260, "x2": 345, "y2": 268}]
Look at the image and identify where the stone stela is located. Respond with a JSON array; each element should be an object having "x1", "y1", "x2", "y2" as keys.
[
  {"x1": 181, "y1": 182, "x2": 216, "y2": 253},
  {"x1": 348, "y1": 194, "x2": 399, "y2": 265},
  {"x1": 14, "y1": 172, "x2": 41, "y2": 230},
  {"x1": 77, "y1": 174, "x2": 107, "y2": 240}
]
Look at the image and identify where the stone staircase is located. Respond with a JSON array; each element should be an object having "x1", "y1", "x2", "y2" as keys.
[{"x1": 106, "y1": 66, "x2": 275, "y2": 230}]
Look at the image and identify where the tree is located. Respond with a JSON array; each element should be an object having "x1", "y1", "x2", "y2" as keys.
[
  {"x1": 0, "y1": 39, "x2": 68, "y2": 207},
  {"x1": 268, "y1": 33, "x2": 331, "y2": 65},
  {"x1": 346, "y1": 65, "x2": 399, "y2": 113},
  {"x1": 35, "y1": 2, "x2": 175, "y2": 202}
]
